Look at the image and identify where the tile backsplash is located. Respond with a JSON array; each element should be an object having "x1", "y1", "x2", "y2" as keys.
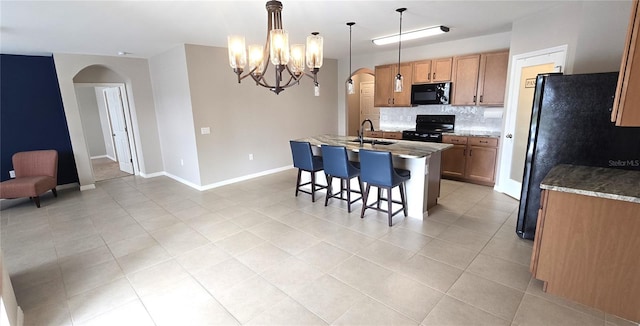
[{"x1": 380, "y1": 105, "x2": 504, "y2": 132}]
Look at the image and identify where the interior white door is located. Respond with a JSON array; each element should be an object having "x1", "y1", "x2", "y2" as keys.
[
  {"x1": 104, "y1": 87, "x2": 134, "y2": 174},
  {"x1": 497, "y1": 47, "x2": 567, "y2": 199},
  {"x1": 359, "y1": 82, "x2": 378, "y2": 129}
]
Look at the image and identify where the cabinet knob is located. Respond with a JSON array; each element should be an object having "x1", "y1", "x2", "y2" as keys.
[
  {"x1": 480, "y1": 95, "x2": 484, "y2": 103},
  {"x1": 473, "y1": 95, "x2": 477, "y2": 102}
]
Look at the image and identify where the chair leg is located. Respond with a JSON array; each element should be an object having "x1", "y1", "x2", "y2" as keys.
[
  {"x1": 324, "y1": 175, "x2": 332, "y2": 207},
  {"x1": 346, "y1": 178, "x2": 352, "y2": 213},
  {"x1": 387, "y1": 187, "x2": 393, "y2": 226},
  {"x1": 52, "y1": 188, "x2": 58, "y2": 197},
  {"x1": 295, "y1": 169, "x2": 302, "y2": 197},
  {"x1": 310, "y1": 171, "x2": 316, "y2": 202},
  {"x1": 377, "y1": 188, "x2": 382, "y2": 209},
  {"x1": 360, "y1": 184, "x2": 370, "y2": 219},
  {"x1": 400, "y1": 183, "x2": 408, "y2": 216},
  {"x1": 33, "y1": 196, "x2": 41, "y2": 208}
]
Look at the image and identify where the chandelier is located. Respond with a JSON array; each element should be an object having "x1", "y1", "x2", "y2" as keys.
[{"x1": 227, "y1": 1, "x2": 323, "y2": 95}]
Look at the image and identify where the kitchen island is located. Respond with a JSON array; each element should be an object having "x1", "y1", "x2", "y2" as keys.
[{"x1": 296, "y1": 135, "x2": 452, "y2": 219}]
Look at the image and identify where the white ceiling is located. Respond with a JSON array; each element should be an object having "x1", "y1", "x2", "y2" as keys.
[{"x1": 0, "y1": 1, "x2": 568, "y2": 60}]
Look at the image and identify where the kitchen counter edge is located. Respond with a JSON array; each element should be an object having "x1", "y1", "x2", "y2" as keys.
[{"x1": 540, "y1": 164, "x2": 640, "y2": 204}]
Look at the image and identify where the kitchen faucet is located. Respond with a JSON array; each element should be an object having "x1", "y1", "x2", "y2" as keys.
[{"x1": 359, "y1": 119, "x2": 375, "y2": 146}]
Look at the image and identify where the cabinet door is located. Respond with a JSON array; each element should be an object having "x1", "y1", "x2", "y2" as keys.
[
  {"x1": 451, "y1": 54, "x2": 481, "y2": 105},
  {"x1": 432, "y1": 57, "x2": 453, "y2": 82},
  {"x1": 374, "y1": 65, "x2": 393, "y2": 107},
  {"x1": 412, "y1": 60, "x2": 432, "y2": 84},
  {"x1": 465, "y1": 145, "x2": 498, "y2": 183},
  {"x1": 612, "y1": 0, "x2": 640, "y2": 126},
  {"x1": 477, "y1": 51, "x2": 509, "y2": 106},
  {"x1": 383, "y1": 131, "x2": 402, "y2": 140},
  {"x1": 393, "y1": 63, "x2": 414, "y2": 106},
  {"x1": 441, "y1": 144, "x2": 467, "y2": 178}
]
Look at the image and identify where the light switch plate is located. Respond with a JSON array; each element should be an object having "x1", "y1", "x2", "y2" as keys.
[
  {"x1": 201, "y1": 127, "x2": 210, "y2": 135},
  {"x1": 9, "y1": 170, "x2": 15, "y2": 178}
]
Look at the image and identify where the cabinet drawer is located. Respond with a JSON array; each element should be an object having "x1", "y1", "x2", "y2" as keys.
[
  {"x1": 442, "y1": 135, "x2": 468, "y2": 144},
  {"x1": 383, "y1": 132, "x2": 402, "y2": 140},
  {"x1": 364, "y1": 131, "x2": 383, "y2": 138},
  {"x1": 468, "y1": 137, "x2": 498, "y2": 147}
]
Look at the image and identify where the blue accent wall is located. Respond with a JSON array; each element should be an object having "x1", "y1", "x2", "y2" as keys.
[{"x1": 0, "y1": 54, "x2": 79, "y2": 184}]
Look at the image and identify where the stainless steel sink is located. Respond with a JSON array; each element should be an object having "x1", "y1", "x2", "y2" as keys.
[{"x1": 349, "y1": 139, "x2": 394, "y2": 145}]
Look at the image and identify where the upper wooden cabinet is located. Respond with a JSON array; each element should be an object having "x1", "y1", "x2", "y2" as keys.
[
  {"x1": 451, "y1": 50, "x2": 509, "y2": 106},
  {"x1": 612, "y1": 0, "x2": 640, "y2": 126},
  {"x1": 477, "y1": 51, "x2": 509, "y2": 106},
  {"x1": 451, "y1": 54, "x2": 481, "y2": 105},
  {"x1": 374, "y1": 63, "x2": 413, "y2": 107},
  {"x1": 412, "y1": 57, "x2": 453, "y2": 84}
]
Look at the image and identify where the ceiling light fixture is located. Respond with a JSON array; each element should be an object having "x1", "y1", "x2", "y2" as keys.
[
  {"x1": 394, "y1": 8, "x2": 406, "y2": 93},
  {"x1": 372, "y1": 25, "x2": 450, "y2": 46},
  {"x1": 227, "y1": 1, "x2": 323, "y2": 96},
  {"x1": 346, "y1": 22, "x2": 356, "y2": 95}
]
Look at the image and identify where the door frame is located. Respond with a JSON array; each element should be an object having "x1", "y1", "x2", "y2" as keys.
[
  {"x1": 345, "y1": 68, "x2": 375, "y2": 136},
  {"x1": 494, "y1": 45, "x2": 568, "y2": 198},
  {"x1": 74, "y1": 82, "x2": 139, "y2": 178}
]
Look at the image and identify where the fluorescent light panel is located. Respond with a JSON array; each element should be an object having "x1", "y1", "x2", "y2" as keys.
[{"x1": 372, "y1": 25, "x2": 450, "y2": 45}]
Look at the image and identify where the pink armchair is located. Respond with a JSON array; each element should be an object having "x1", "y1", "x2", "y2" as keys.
[{"x1": 0, "y1": 150, "x2": 58, "y2": 208}]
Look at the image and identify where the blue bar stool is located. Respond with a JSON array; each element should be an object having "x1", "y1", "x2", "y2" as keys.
[
  {"x1": 289, "y1": 140, "x2": 327, "y2": 202},
  {"x1": 321, "y1": 144, "x2": 363, "y2": 213},
  {"x1": 359, "y1": 149, "x2": 410, "y2": 226}
]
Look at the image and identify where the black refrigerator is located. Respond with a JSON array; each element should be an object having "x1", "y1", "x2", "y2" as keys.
[{"x1": 516, "y1": 72, "x2": 640, "y2": 240}]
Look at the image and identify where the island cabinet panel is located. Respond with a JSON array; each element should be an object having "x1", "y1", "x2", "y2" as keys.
[
  {"x1": 451, "y1": 54, "x2": 481, "y2": 105},
  {"x1": 363, "y1": 131, "x2": 383, "y2": 138},
  {"x1": 374, "y1": 63, "x2": 413, "y2": 107},
  {"x1": 531, "y1": 190, "x2": 640, "y2": 323},
  {"x1": 441, "y1": 135, "x2": 498, "y2": 186},
  {"x1": 412, "y1": 57, "x2": 453, "y2": 84},
  {"x1": 477, "y1": 51, "x2": 509, "y2": 106},
  {"x1": 612, "y1": 0, "x2": 640, "y2": 126}
]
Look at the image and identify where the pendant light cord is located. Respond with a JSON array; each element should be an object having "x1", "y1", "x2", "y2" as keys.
[{"x1": 397, "y1": 9, "x2": 405, "y2": 73}]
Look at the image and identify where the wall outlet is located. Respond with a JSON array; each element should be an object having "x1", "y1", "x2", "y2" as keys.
[
  {"x1": 9, "y1": 170, "x2": 15, "y2": 178},
  {"x1": 180, "y1": 159, "x2": 184, "y2": 166},
  {"x1": 249, "y1": 154, "x2": 254, "y2": 161},
  {"x1": 201, "y1": 127, "x2": 210, "y2": 135}
]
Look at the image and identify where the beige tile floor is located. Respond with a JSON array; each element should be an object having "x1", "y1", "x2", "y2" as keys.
[
  {"x1": 1, "y1": 169, "x2": 638, "y2": 326},
  {"x1": 90, "y1": 157, "x2": 132, "y2": 182}
]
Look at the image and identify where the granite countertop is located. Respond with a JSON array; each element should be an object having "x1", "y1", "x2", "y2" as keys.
[
  {"x1": 297, "y1": 134, "x2": 452, "y2": 159},
  {"x1": 443, "y1": 130, "x2": 501, "y2": 138},
  {"x1": 541, "y1": 164, "x2": 640, "y2": 204}
]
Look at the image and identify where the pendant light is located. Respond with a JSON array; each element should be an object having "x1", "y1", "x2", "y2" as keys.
[
  {"x1": 347, "y1": 22, "x2": 356, "y2": 95},
  {"x1": 394, "y1": 8, "x2": 406, "y2": 93}
]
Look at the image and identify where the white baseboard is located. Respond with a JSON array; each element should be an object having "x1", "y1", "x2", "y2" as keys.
[
  {"x1": 90, "y1": 155, "x2": 108, "y2": 160},
  {"x1": 79, "y1": 183, "x2": 96, "y2": 191},
  {"x1": 140, "y1": 166, "x2": 292, "y2": 191}
]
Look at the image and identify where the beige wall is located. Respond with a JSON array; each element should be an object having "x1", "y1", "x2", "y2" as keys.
[
  {"x1": 75, "y1": 86, "x2": 107, "y2": 157},
  {"x1": 53, "y1": 54, "x2": 163, "y2": 188},
  {"x1": 509, "y1": 1, "x2": 631, "y2": 74},
  {"x1": 347, "y1": 73, "x2": 375, "y2": 136},
  {"x1": 184, "y1": 44, "x2": 339, "y2": 187},
  {"x1": 148, "y1": 45, "x2": 201, "y2": 186}
]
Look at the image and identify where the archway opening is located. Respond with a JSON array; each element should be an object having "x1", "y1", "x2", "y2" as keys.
[{"x1": 346, "y1": 68, "x2": 375, "y2": 136}]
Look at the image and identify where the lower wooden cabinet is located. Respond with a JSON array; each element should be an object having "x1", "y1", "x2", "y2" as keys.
[
  {"x1": 531, "y1": 189, "x2": 640, "y2": 323},
  {"x1": 364, "y1": 131, "x2": 402, "y2": 140},
  {"x1": 441, "y1": 135, "x2": 498, "y2": 186}
]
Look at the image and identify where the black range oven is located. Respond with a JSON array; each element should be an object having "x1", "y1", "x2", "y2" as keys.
[{"x1": 402, "y1": 115, "x2": 455, "y2": 143}]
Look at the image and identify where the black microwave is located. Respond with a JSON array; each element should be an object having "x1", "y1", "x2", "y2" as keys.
[{"x1": 411, "y1": 82, "x2": 451, "y2": 105}]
